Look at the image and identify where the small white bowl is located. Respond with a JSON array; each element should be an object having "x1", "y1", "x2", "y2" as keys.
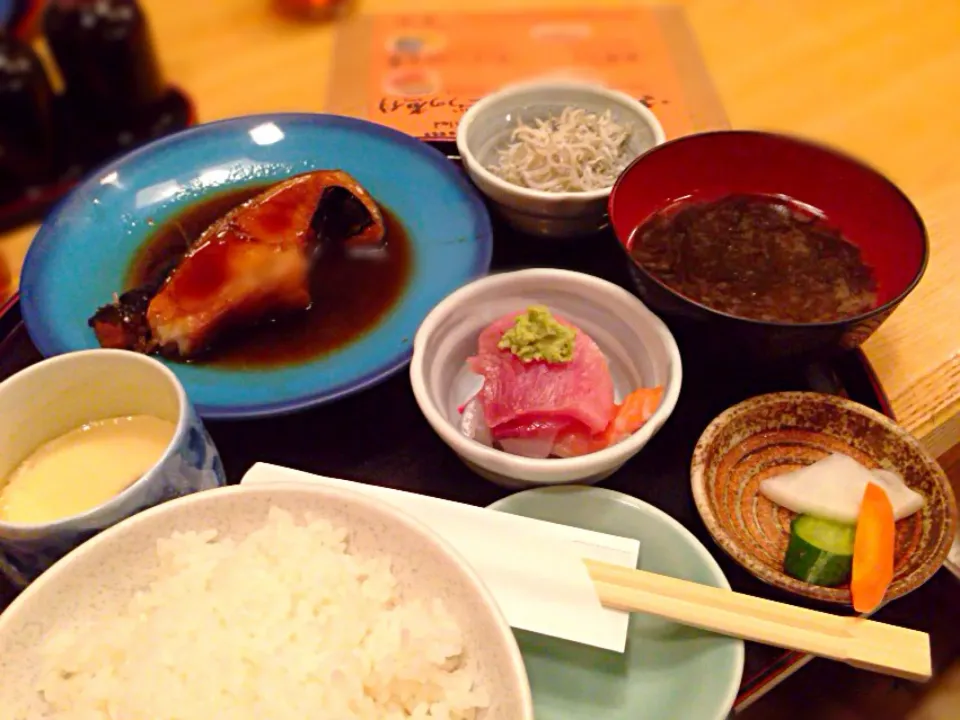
[
  {"x1": 456, "y1": 80, "x2": 666, "y2": 238},
  {"x1": 410, "y1": 269, "x2": 682, "y2": 488},
  {"x1": 0, "y1": 483, "x2": 533, "y2": 719}
]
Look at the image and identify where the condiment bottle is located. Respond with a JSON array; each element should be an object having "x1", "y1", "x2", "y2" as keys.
[
  {"x1": 42, "y1": 0, "x2": 166, "y2": 123},
  {"x1": 0, "y1": 32, "x2": 57, "y2": 188}
]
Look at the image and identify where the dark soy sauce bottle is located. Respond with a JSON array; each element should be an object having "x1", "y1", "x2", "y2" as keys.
[
  {"x1": 42, "y1": 0, "x2": 166, "y2": 126},
  {"x1": 0, "y1": 32, "x2": 58, "y2": 192}
]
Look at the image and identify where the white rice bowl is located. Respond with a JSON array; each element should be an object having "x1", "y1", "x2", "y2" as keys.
[{"x1": 0, "y1": 484, "x2": 532, "y2": 720}]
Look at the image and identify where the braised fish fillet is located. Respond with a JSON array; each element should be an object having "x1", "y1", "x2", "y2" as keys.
[{"x1": 89, "y1": 170, "x2": 384, "y2": 358}]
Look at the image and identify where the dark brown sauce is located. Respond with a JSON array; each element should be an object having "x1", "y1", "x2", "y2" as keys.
[
  {"x1": 126, "y1": 183, "x2": 412, "y2": 368},
  {"x1": 628, "y1": 193, "x2": 878, "y2": 323}
]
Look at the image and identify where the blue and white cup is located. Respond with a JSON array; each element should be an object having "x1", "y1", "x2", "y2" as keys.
[{"x1": 0, "y1": 349, "x2": 226, "y2": 587}]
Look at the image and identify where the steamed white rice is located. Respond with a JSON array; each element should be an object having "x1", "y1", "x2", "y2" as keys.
[{"x1": 37, "y1": 508, "x2": 488, "y2": 719}]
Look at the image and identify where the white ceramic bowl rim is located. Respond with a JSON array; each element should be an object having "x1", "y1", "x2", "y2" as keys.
[
  {"x1": 0, "y1": 482, "x2": 534, "y2": 717},
  {"x1": 410, "y1": 269, "x2": 683, "y2": 478},
  {"x1": 489, "y1": 485, "x2": 744, "y2": 720},
  {"x1": 456, "y1": 79, "x2": 667, "y2": 203},
  {"x1": 0, "y1": 349, "x2": 189, "y2": 532}
]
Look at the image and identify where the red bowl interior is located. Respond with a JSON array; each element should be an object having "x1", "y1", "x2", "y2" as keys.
[{"x1": 609, "y1": 131, "x2": 928, "y2": 308}]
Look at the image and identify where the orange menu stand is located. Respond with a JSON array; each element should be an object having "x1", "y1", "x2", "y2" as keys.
[{"x1": 329, "y1": 7, "x2": 728, "y2": 140}]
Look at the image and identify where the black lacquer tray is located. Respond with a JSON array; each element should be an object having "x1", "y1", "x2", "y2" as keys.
[{"x1": 1, "y1": 139, "x2": 956, "y2": 713}]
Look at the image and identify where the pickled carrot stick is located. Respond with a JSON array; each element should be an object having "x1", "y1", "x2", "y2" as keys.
[{"x1": 851, "y1": 482, "x2": 895, "y2": 613}]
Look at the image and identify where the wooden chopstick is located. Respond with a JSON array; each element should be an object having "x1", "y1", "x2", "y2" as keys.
[{"x1": 584, "y1": 559, "x2": 931, "y2": 682}]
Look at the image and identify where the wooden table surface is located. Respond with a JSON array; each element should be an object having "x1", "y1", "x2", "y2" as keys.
[{"x1": 2, "y1": 0, "x2": 958, "y2": 461}]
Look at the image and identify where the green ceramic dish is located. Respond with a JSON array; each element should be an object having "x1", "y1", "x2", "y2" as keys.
[{"x1": 489, "y1": 486, "x2": 744, "y2": 720}]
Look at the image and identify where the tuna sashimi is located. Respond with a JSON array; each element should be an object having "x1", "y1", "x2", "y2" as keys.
[
  {"x1": 467, "y1": 312, "x2": 616, "y2": 437},
  {"x1": 494, "y1": 417, "x2": 578, "y2": 459},
  {"x1": 489, "y1": 416, "x2": 574, "y2": 440},
  {"x1": 461, "y1": 307, "x2": 663, "y2": 458},
  {"x1": 552, "y1": 386, "x2": 664, "y2": 458}
]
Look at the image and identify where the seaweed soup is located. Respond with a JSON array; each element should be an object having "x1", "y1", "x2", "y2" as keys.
[{"x1": 628, "y1": 193, "x2": 878, "y2": 324}]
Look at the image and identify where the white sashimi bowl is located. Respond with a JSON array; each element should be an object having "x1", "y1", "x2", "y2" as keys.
[{"x1": 410, "y1": 269, "x2": 682, "y2": 487}]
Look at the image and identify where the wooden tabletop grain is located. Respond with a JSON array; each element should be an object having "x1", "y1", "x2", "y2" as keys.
[{"x1": 1, "y1": 0, "x2": 958, "y2": 461}]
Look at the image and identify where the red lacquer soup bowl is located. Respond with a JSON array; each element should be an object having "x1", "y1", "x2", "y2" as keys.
[{"x1": 608, "y1": 131, "x2": 928, "y2": 361}]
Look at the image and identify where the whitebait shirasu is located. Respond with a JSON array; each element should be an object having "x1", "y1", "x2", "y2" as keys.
[{"x1": 487, "y1": 106, "x2": 634, "y2": 193}]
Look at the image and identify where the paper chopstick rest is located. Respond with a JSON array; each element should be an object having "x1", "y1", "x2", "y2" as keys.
[{"x1": 241, "y1": 463, "x2": 641, "y2": 652}]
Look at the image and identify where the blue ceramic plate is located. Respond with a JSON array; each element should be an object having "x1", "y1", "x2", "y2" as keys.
[
  {"x1": 20, "y1": 114, "x2": 492, "y2": 418},
  {"x1": 490, "y1": 486, "x2": 744, "y2": 720}
]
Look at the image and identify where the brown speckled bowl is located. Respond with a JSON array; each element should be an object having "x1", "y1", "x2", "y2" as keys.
[{"x1": 690, "y1": 392, "x2": 958, "y2": 605}]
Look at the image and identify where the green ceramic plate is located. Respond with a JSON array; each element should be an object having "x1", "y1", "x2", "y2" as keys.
[{"x1": 489, "y1": 486, "x2": 744, "y2": 720}]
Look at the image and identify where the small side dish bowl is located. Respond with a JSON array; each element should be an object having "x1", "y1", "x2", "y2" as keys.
[
  {"x1": 0, "y1": 349, "x2": 225, "y2": 587},
  {"x1": 0, "y1": 483, "x2": 533, "y2": 719},
  {"x1": 457, "y1": 80, "x2": 666, "y2": 238},
  {"x1": 608, "y1": 130, "x2": 928, "y2": 361},
  {"x1": 410, "y1": 269, "x2": 682, "y2": 488},
  {"x1": 690, "y1": 391, "x2": 958, "y2": 605}
]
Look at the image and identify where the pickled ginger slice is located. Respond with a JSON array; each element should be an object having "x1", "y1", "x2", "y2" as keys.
[{"x1": 759, "y1": 453, "x2": 924, "y2": 523}]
